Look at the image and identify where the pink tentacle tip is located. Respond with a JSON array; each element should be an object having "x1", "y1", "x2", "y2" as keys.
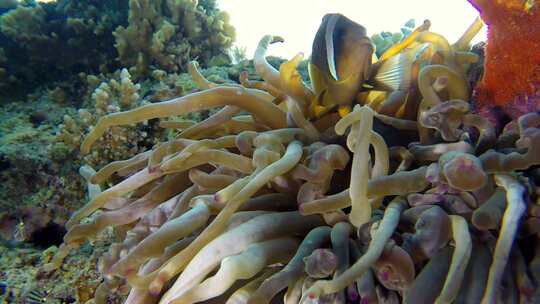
[
  {"x1": 213, "y1": 193, "x2": 224, "y2": 204},
  {"x1": 520, "y1": 286, "x2": 534, "y2": 299},
  {"x1": 298, "y1": 203, "x2": 306, "y2": 214},
  {"x1": 326, "y1": 252, "x2": 337, "y2": 265},
  {"x1": 123, "y1": 267, "x2": 135, "y2": 277},
  {"x1": 434, "y1": 76, "x2": 449, "y2": 91},
  {"x1": 381, "y1": 270, "x2": 390, "y2": 281},
  {"x1": 149, "y1": 280, "x2": 164, "y2": 296},
  {"x1": 360, "y1": 298, "x2": 370, "y2": 304},
  {"x1": 347, "y1": 285, "x2": 359, "y2": 301}
]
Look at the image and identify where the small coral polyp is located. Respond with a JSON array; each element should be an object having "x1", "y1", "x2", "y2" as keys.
[{"x1": 45, "y1": 7, "x2": 540, "y2": 304}]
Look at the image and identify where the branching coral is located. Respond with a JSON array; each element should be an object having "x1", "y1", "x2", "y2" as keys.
[
  {"x1": 57, "y1": 69, "x2": 165, "y2": 168},
  {"x1": 113, "y1": 0, "x2": 235, "y2": 77},
  {"x1": 43, "y1": 10, "x2": 540, "y2": 304}
]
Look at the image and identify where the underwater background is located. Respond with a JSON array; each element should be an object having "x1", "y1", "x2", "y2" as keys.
[{"x1": 0, "y1": 0, "x2": 539, "y2": 303}]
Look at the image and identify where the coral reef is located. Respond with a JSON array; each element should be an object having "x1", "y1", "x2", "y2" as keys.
[
  {"x1": 39, "y1": 10, "x2": 540, "y2": 304},
  {"x1": 0, "y1": 1, "x2": 242, "y2": 302},
  {"x1": 0, "y1": 0, "x2": 235, "y2": 98},
  {"x1": 0, "y1": 0, "x2": 128, "y2": 95},
  {"x1": 0, "y1": 0, "x2": 239, "y2": 247},
  {"x1": 0, "y1": 60, "x2": 260, "y2": 247},
  {"x1": 2, "y1": 0, "x2": 539, "y2": 303}
]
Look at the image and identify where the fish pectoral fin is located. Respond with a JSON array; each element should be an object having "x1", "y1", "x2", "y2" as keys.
[{"x1": 369, "y1": 50, "x2": 414, "y2": 91}]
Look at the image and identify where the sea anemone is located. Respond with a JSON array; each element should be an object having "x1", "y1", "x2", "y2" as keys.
[{"x1": 43, "y1": 10, "x2": 540, "y2": 304}]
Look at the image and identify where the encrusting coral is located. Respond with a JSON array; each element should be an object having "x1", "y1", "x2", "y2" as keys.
[
  {"x1": 42, "y1": 6, "x2": 540, "y2": 304},
  {"x1": 469, "y1": 0, "x2": 540, "y2": 120}
]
